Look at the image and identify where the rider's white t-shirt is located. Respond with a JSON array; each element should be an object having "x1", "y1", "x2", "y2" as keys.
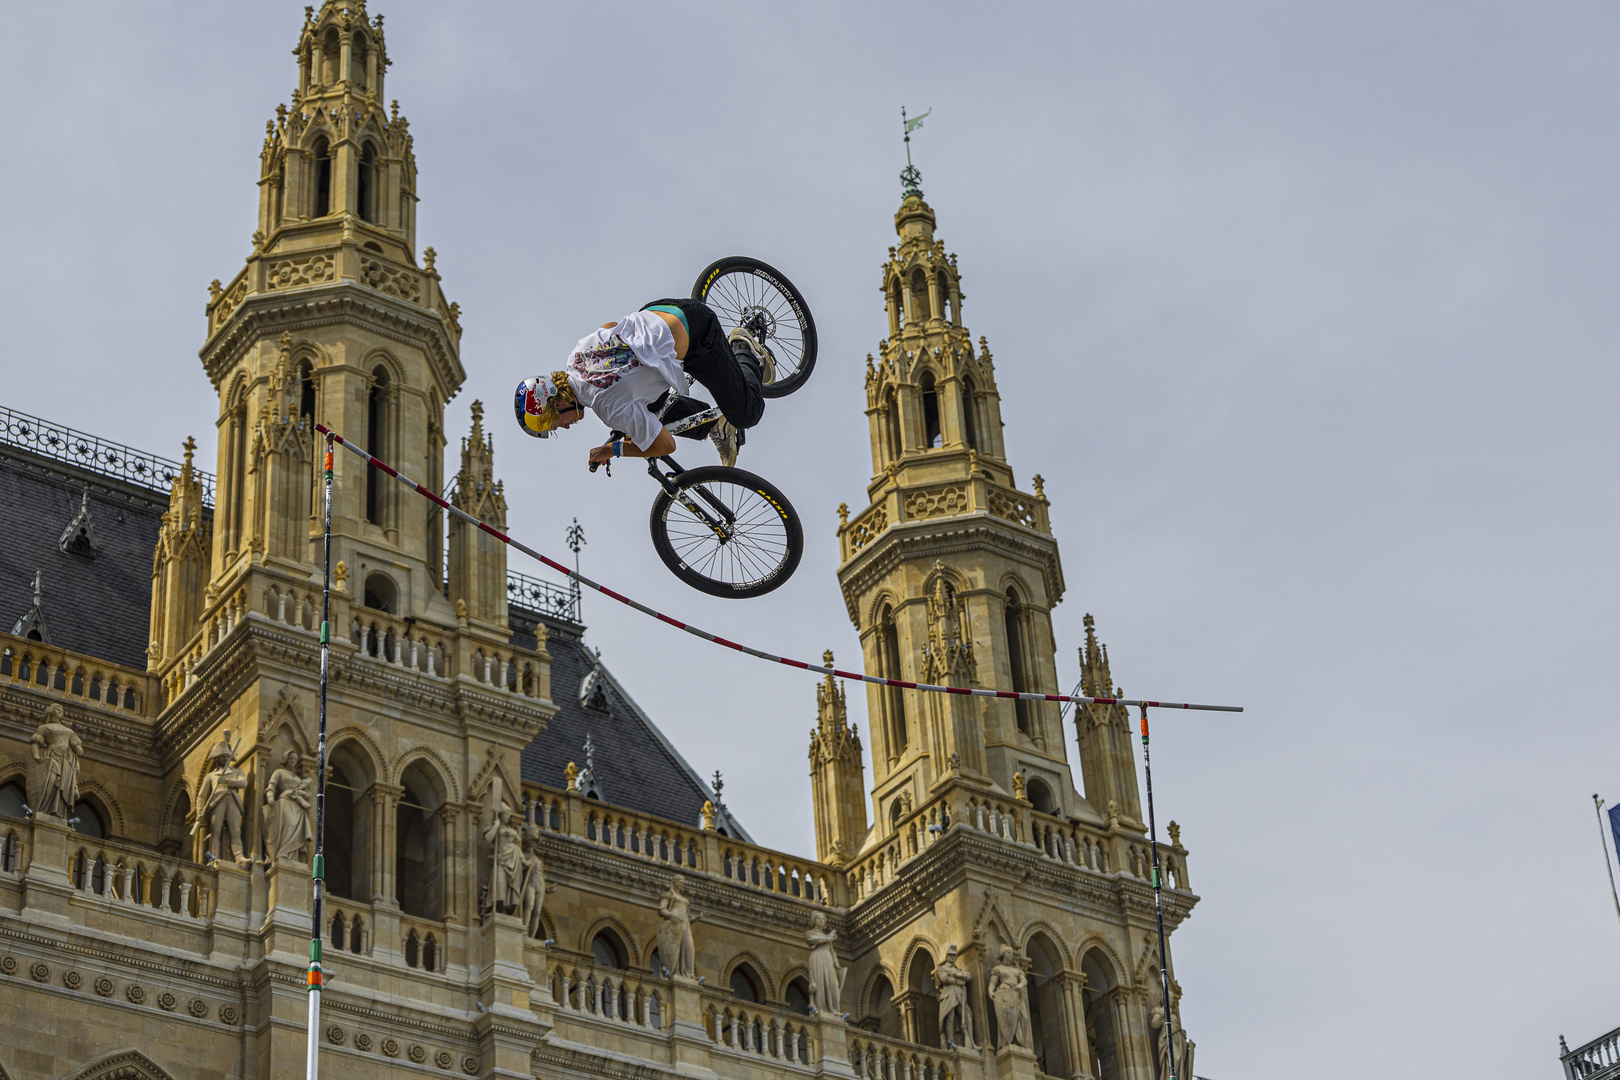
[{"x1": 564, "y1": 311, "x2": 684, "y2": 450}]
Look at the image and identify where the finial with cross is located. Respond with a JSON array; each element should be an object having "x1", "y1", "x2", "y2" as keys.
[{"x1": 711, "y1": 770, "x2": 724, "y2": 798}]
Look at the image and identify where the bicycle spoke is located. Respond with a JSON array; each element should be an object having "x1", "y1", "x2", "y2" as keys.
[{"x1": 661, "y1": 476, "x2": 791, "y2": 589}]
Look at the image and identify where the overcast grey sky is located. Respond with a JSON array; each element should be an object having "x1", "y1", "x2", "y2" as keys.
[{"x1": 3, "y1": 2, "x2": 1617, "y2": 1076}]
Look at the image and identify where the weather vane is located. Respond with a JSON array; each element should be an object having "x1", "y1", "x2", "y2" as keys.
[
  {"x1": 901, "y1": 105, "x2": 931, "y2": 196},
  {"x1": 566, "y1": 517, "x2": 586, "y2": 617}
]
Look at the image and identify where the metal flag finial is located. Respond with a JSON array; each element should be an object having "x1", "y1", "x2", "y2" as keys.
[{"x1": 900, "y1": 106, "x2": 931, "y2": 197}]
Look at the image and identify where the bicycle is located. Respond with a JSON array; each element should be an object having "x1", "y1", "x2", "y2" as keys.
[{"x1": 593, "y1": 256, "x2": 817, "y2": 598}]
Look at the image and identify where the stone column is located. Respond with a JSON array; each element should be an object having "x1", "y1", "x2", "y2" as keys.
[
  {"x1": 664, "y1": 975, "x2": 715, "y2": 1075},
  {"x1": 20, "y1": 813, "x2": 74, "y2": 919},
  {"x1": 438, "y1": 804, "x2": 459, "y2": 918},
  {"x1": 474, "y1": 912, "x2": 547, "y2": 1079},
  {"x1": 1055, "y1": 972, "x2": 1095, "y2": 1080},
  {"x1": 811, "y1": 1011, "x2": 859, "y2": 1079}
]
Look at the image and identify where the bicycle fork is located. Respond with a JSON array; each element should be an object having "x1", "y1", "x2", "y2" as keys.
[{"x1": 648, "y1": 457, "x2": 737, "y2": 543}]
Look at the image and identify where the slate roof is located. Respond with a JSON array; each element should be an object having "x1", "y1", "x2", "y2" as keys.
[
  {"x1": 0, "y1": 445, "x2": 177, "y2": 670},
  {"x1": 510, "y1": 610, "x2": 751, "y2": 842}
]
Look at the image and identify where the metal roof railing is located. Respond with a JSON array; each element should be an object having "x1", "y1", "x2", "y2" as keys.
[
  {"x1": 0, "y1": 405, "x2": 215, "y2": 506},
  {"x1": 506, "y1": 567, "x2": 580, "y2": 625}
]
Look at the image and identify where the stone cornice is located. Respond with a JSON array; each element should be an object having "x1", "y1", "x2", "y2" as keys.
[
  {"x1": 0, "y1": 689, "x2": 159, "y2": 765},
  {"x1": 200, "y1": 283, "x2": 464, "y2": 398},
  {"x1": 837, "y1": 516, "x2": 1066, "y2": 624}
]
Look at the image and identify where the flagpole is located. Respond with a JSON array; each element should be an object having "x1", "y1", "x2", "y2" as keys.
[
  {"x1": 305, "y1": 435, "x2": 334, "y2": 1080},
  {"x1": 1593, "y1": 795, "x2": 1620, "y2": 934}
]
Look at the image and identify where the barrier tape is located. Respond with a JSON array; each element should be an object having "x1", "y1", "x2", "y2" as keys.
[{"x1": 314, "y1": 424, "x2": 1242, "y2": 714}]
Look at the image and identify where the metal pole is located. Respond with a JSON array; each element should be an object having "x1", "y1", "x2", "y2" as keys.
[
  {"x1": 305, "y1": 435, "x2": 334, "y2": 1080},
  {"x1": 1141, "y1": 705, "x2": 1178, "y2": 1080},
  {"x1": 1594, "y1": 795, "x2": 1620, "y2": 933}
]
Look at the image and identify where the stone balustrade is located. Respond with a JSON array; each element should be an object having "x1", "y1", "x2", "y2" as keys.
[
  {"x1": 66, "y1": 833, "x2": 214, "y2": 921},
  {"x1": 351, "y1": 605, "x2": 455, "y2": 679},
  {"x1": 849, "y1": 1031, "x2": 955, "y2": 1080},
  {"x1": 0, "y1": 631, "x2": 155, "y2": 717},
  {"x1": 702, "y1": 988, "x2": 815, "y2": 1067},
  {"x1": 552, "y1": 959, "x2": 668, "y2": 1031}
]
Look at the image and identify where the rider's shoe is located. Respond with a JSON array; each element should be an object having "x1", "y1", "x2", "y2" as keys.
[
  {"x1": 712, "y1": 419, "x2": 741, "y2": 468},
  {"x1": 728, "y1": 327, "x2": 774, "y2": 385}
]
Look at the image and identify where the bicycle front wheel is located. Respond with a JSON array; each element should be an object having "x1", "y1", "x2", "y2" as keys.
[
  {"x1": 691, "y1": 256, "x2": 817, "y2": 398},
  {"x1": 649, "y1": 466, "x2": 804, "y2": 598}
]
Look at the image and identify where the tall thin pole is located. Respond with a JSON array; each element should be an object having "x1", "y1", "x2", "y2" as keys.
[
  {"x1": 306, "y1": 435, "x2": 334, "y2": 1080},
  {"x1": 1141, "y1": 705, "x2": 1178, "y2": 1080},
  {"x1": 1594, "y1": 795, "x2": 1620, "y2": 933}
]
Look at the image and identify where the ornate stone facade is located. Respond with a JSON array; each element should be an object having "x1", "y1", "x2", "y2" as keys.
[{"x1": 0, "y1": 4, "x2": 1201, "y2": 1079}]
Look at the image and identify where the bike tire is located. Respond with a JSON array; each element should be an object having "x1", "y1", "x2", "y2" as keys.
[
  {"x1": 691, "y1": 256, "x2": 818, "y2": 399},
  {"x1": 649, "y1": 466, "x2": 804, "y2": 598}
]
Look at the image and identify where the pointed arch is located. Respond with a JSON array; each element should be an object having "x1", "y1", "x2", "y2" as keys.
[
  {"x1": 897, "y1": 934, "x2": 944, "y2": 991},
  {"x1": 578, "y1": 913, "x2": 641, "y2": 969},
  {"x1": 157, "y1": 776, "x2": 193, "y2": 852},
  {"x1": 65, "y1": 1049, "x2": 178, "y2": 1080},
  {"x1": 722, "y1": 950, "x2": 778, "y2": 1002},
  {"x1": 75, "y1": 778, "x2": 125, "y2": 837},
  {"x1": 392, "y1": 745, "x2": 460, "y2": 804}
]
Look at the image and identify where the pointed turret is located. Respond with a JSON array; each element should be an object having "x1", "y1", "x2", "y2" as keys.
[
  {"x1": 447, "y1": 401, "x2": 508, "y2": 626},
  {"x1": 148, "y1": 438, "x2": 213, "y2": 669},
  {"x1": 1075, "y1": 614, "x2": 1143, "y2": 825},
  {"x1": 808, "y1": 651, "x2": 869, "y2": 865}
]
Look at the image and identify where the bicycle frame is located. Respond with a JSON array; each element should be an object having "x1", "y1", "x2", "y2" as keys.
[{"x1": 646, "y1": 455, "x2": 737, "y2": 542}]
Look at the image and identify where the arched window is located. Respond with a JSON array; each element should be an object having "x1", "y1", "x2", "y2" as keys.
[
  {"x1": 920, "y1": 373, "x2": 942, "y2": 449},
  {"x1": 351, "y1": 34, "x2": 368, "y2": 88},
  {"x1": 72, "y1": 797, "x2": 106, "y2": 839},
  {"x1": 0, "y1": 779, "x2": 25, "y2": 820},
  {"x1": 889, "y1": 278, "x2": 904, "y2": 335},
  {"x1": 648, "y1": 948, "x2": 664, "y2": 976},
  {"x1": 298, "y1": 361, "x2": 316, "y2": 422},
  {"x1": 888, "y1": 799, "x2": 905, "y2": 832},
  {"x1": 878, "y1": 606, "x2": 906, "y2": 758},
  {"x1": 937, "y1": 273, "x2": 952, "y2": 324},
  {"x1": 1004, "y1": 589, "x2": 1033, "y2": 735},
  {"x1": 884, "y1": 388, "x2": 903, "y2": 464},
  {"x1": 365, "y1": 368, "x2": 389, "y2": 525},
  {"x1": 909, "y1": 269, "x2": 931, "y2": 321},
  {"x1": 395, "y1": 761, "x2": 444, "y2": 920},
  {"x1": 321, "y1": 29, "x2": 340, "y2": 84},
  {"x1": 785, "y1": 978, "x2": 812, "y2": 1017},
  {"x1": 1082, "y1": 952, "x2": 1122, "y2": 1080},
  {"x1": 357, "y1": 143, "x2": 377, "y2": 223},
  {"x1": 591, "y1": 929, "x2": 627, "y2": 970},
  {"x1": 363, "y1": 572, "x2": 397, "y2": 614},
  {"x1": 864, "y1": 974, "x2": 902, "y2": 1038},
  {"x1": 311, "y1": 137, "x2": 333, "y2": 218},
  {"x1": 1026, "y1": 936, "x2": 1069, "y2": 1077},
  {"x1": 729, "y1": 964, "x2": 762, "y2": 1003},
  {"x1": 961, "y1": 376, "x2": 980, "y2": 451},
  {"x1": 907, "y1": 949, "x2": 941, "y2": 1048},
  {"x1": 1027, "y1": 778, "x2": 1057, "y2": 815},
  {"x1": 323, "y1": 748, "x2": 375, "y2": 902}
]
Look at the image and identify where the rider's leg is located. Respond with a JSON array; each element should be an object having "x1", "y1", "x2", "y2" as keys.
[
  {"x1": 657, "y1": 393, "x2": 720, "y2": 440},
  {"x1": 645, "y1": 298, "x2": 763, "y2": 430}
]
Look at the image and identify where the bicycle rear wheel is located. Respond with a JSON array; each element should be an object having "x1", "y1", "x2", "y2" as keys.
[
  {"x1": 691, "y1": 256, "x2": 817, "y2": 398},
  {"x1": 649, "y1": 466, "x2": 803, "y2": 598}
]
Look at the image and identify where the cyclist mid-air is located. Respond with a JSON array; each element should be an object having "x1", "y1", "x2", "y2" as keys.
[
  {"x1": 517, "y1": 296, "x2": 772, "y2": 468},
  {"x1": 512, "y1": 257, "x2": 818, "y2": 597}
]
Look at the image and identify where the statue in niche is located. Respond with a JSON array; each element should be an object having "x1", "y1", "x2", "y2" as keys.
[
  {"x1": 193, "y1": 731, "x2": 250, "y2": 865},
  {"x1": 1149, "y1": 1004, "x2": 1195, "y2": 1080},
  {"x1": 28, "y1": 704, "x2": 82, "y2": 819},
  {"x1": 804, "y1": 910, "x2": 847, "y2": 1015},
  {"x1": 482, "y1": 775, "x2": 523, "y2": 915},
  {"x1": 656, "y1": 876, "x2": 699, "y2": 978},
  {"x1": 261, "y1": 749, "x2": 314, "y2": 864},
  {"x1": 517, "y1": 826, "x2": 550, "y2": 938},
  {"x1": 987, "y1": 945, "x2": 1032, "y2": 1051},
  {"x1": 934, "y1": 944, "x2": 976, "y2": 1049}
]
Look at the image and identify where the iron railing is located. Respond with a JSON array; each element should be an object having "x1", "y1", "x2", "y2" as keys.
[
  {"x1": 1565, "y1": 1026, "x2": 1620, "y2": 1080},
  {"x1": 506, "y1": 567, "x2": 580, "y2": 624},
  {"x1": 0, "y1": 405, "x2": 215, "y2": 506}
]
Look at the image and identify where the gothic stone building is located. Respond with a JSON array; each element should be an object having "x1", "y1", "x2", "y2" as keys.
[{"x1": 0, "y1": 4, "x2": 1200, "y2": 1079}]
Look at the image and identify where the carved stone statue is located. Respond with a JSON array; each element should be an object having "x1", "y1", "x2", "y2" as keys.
[
  {"x1": 805, "y1": 910, "x2": 847, "y2": 1015},
  {"x1": 1149, "y1": 1004, "x2": 1195, "y2": 1080},
  {"x1": 193, "y1": 732, "x2": 250, "y2": 865},
  {"x1": 261, "y1": 749, "x2": 314, "y2": 864},
  {"x1": 987, "y1": 945, "x2": 1032, "y2": 1051},
  {"x1": 483, "y1": 776, "x2": 523, "y2": 915},
  {"x1": 518, "y1": 826, "x2": 548, "y2": 938},
  {"x1": 933, "y1": 944, "x2": 976, "y2": 1049},
  {"x1": 656, "y1": 876, "x2": 698, "y2": 978},
  {"x1": 27, "y1": 704, "x2": 81, "y2": 819}
]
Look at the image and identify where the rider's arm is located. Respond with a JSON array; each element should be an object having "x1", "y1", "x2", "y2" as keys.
[{"x1": 589, "y1": 428, "x2": 674, "y2": 465}]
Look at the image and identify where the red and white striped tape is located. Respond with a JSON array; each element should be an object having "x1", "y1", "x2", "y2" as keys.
[{"x1": 314, "y1": 424, "x2": 1241, "y2": 714}]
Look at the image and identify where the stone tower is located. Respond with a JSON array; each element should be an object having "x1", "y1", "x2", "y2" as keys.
[{"x1": 836, "y1": 175, "x2": 1075, "y2": 837}]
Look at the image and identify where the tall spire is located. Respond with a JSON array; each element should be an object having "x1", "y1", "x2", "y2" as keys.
[{"x1": 808, "y1": 649, "x2": 869, "y2": 865}]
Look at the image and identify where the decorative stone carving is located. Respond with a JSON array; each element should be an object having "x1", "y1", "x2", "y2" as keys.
[
  {"x1": 700, "y1": 800, "x2": 716, "y2": 831},
  {"x1": 804, "y1": 910, "x2": 847, "y2": 1015},
  {"x1": 518, "y1": 825, "x2": 548, "y2": 937},
  {"x1": 265, "y1": 253, "x2": 335, "y2": 290},
  {"x1": 127, "y1": 983, "x2": 146, "y2": 1004},
  {"x1": 987, "y1": 945, "x2": 1031, "y2": 1051},
  {"x1": 157, "y1": 990, "x2": 176, "y2": 1010},
  {"x1": 188, "y1": 997, "x2": 207, "y2": 1017},
  {"x1": 30, "y1": 961, "x2": 49, "y2": 982},
  {"x1": 327, "y1": 1025, "x2": 345, "y2": 1045},
  {"x1": 1150, "y1": 1004, "x2": 1195, "y2": 1080},
  {"x1": 435, "y1": 1049, "x2": 453, "y2": 1069},
  {"x1": 63, "y1": 969, "x2": 82, "y2": 990},
  {"x1": 193, "y1": 731, "x2": 250, "y2": 864},
  {"x1": 354, "y1": 1032, "x2": 373, "y2": 1052},
  {"x1": 462, "y1": 1056, "x2": 479, "y2": 1074},
  {"x1": 656, "y1": 876, "x2": 698, "y2": 978},
  {"x1": 408, "y1": 1044, "x2": 426, "y2": 1063},
  {"x1": 482, "y1": 776, "x2": 523, "y2": 916},
  {"x1": 934, "y1": 944, "x2": 976, "y2": 1049},
  {"x1": 0, "y1": 955, "x2": 17, "y2": 976},
  {"x1": 261, "y1": 749, "x2": 314, "y2": 864},
  {"x1": 95, "y1": 975, "x2": 114, "y2": 996},
  {"x1": 219, "y1": 1004, "x2": 239, "y2": 1025},
  {"x1": 28, "y1": 704, "x2": 82, "y2": 819},
  {"x1": 381, "y1": 1037, "x2": 399, "y2": 1057}
]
